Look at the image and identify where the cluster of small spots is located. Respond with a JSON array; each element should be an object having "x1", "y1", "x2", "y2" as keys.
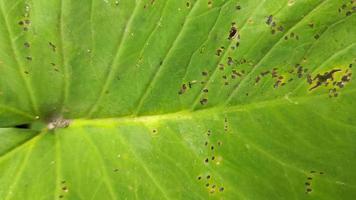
[
  {"x1": 253, "y1": 63, "x2": 315, "y2": 89},
  {"x1": 203, "y1": 129, "x2": 224, "y2": 165},
  {"x1": 190, "y1": 44, "x2": 253, "y2": 104},
  {"x1": 198, "y1": 69, "x2": 213, "y2": 104},
  {"x1": 308, "y1": 65, "x2": 353, "y2": 97},
  {"x1": 254, "y1": 67, "x2": 288, "y2": 88},
  {"x1": 197, "y1": 174, "x2": 225, "y2": 194},
  {"x1": 178, "y1": 65, "x2": 226, "y2": 106},
  {"x1": 224, "y1": 117, "x2": 228, "y2": 132},
  {"x1": 203, "y1": 130, "x2": 214, "y2": 164},
  {"x1": 206, "y1": 129, "x2": 212, "y2": 137},
  {"x1": 23, "y1": 52, "x2": 31, "y2": 66},
  {"x1": 289, "y1": 64, "x2": 308, "y2": 79},
  {"x1": 217, "y1": 57, "x2": 250, "y2": 87},
  {"x1": 59, "y1": 180, "x2": 69, "y2": 199},
  {"x1": 19, "y1": 3, "x2": 31, "y2": 30},
  {"x1": 51, "y1": 62, "x2": 60, "y2": 72},
  {"x1": 265, "y1": 15, "x2": 285, "y2": 35},
  {"x1": 19, "y1": 4, "x2": 33, "y2": 75},
  {"x1": 231, "y1": 69, "x2": 245, "y2": 79},
  {"x1": 305, "y1": 170, "x2": 325, "y2": 194},
  {"x1": 18, "y1": 19, "x2": 30, "y2": 32},
  {"x1": 178, "y1": 80, "x2": 198, "y2": 95},
  {"x1": 229, "y1": 58, "x2": 251, "y2": 68},
  {"x1": 338, "y1": 1, "x2": 355, "y2": 16}
]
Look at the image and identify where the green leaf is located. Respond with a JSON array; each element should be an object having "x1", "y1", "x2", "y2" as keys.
[{"x1": 0, "y1": 0, "x2": 355, "y2": 199}]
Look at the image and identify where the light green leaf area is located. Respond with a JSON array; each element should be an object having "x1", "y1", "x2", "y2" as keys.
[{"x1": 0, "y1": 0, "x2": 355, "y2": 199}]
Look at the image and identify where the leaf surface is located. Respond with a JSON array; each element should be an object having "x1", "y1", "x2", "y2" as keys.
[{"x1": 0, "y1": 0, "x2": 355, "y2": 199}]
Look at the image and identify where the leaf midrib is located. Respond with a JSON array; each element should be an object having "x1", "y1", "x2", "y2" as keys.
[
  {"x1": 1, "y1": 88, "x2": 354, "y2": 130},
  {"x1": 72, "y1": 90, "x2": 354, "y2": 127}
]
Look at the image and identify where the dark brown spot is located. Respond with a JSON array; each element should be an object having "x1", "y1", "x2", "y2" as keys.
[
  {"x1": 255, "y1": 76, "x2": 261, "y2": 84},
  {"x1": 309, "y1": 69, "x2": 341, "y2": 91},
  {"x1": 178, "y1": 84, "x2": 187, "y2": 95},
  {"x1": 228, "y1": 25, "x2": 238, "y2": 40},
  {"x1": 266, "y1": 15, "x2": 273, "y2": 25},
  {"x1": 200, "y1": 98, "x2": 208, "y2": 105},
  {"x1": 186, "y1": 1, "x2": 190, "y2": 8},
  {"x1": 49, "y1": 42, "x2": 56, "y2": 52},
  {"x1": 216, "y1": 48, "x2": 223, "y2": 56},
  {"x1": 24, "y1": 42, "x2": 30, "y2": 48}
]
